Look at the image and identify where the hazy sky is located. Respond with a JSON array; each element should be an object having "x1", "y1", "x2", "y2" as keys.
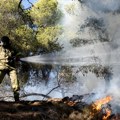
[{"x1": 22, "y1": 0, "x2": 38, "y2": 8}]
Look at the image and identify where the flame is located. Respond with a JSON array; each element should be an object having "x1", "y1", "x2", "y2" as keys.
[
  {"x1": 92, "y1": 96, "x2": 112, "y2": 120},
  {"x1": 92, "y1": 96, "x2": 112, "y2": 111},
  {"x1": 64, "y1": 101, "x2": 76, "y2": 106},
  {"x1": 103, "y1": 108, "x2": 111, "y2": 120}
]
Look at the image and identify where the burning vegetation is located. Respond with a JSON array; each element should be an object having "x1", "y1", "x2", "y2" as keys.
[
  {"x1": 0, "y1": 94, "x2": 119, "y2": 120},
  {"x1": 91, "y1": 96, "x2": 112, "y2": 120}
]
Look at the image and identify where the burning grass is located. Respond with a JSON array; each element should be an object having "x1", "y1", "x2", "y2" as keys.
[{"x1": 0, "y1": 94, "x2": 119, "y2": 120}]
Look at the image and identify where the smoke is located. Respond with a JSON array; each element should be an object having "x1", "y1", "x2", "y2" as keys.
[
  {"x1": 57, "y1": 0, "x2": 120, "y2": 105},
  {"x1": 21, "y1": 0, "x2": 120, "y2": 105},
  {"x1": 80, "y1": 0, "x2": 120, "y2": 13}
]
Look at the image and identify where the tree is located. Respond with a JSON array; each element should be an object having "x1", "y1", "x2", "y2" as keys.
[
  {"x1": 0, "y1": 0, "x2": 62, "y2": 85},
  {"x1": 0, "y1": 0, "x2": 34, "y2": 55},
  {"x1": 0, "y1": 0, "x2": 62, "y2": 56},
  {"x1": 29, "y1": 0, "x2": 62, "y2": 53}
]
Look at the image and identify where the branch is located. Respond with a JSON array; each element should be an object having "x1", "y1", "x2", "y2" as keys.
[
  {"x1": 0, "y1": 93, "x2": 51, "y2": 100},
  {"x1": 18, "y1": 0, "x2": 34, "y2": 10},
  {"x1": 43, "y1": 65, "x2": 61, "y2": 100},
  {"x1": 18, "y1": 0, "x2": 33, "y2": 25},
  {"x1": 21, "y1": 93, "x2": 51, "y2": 98},
  {"x1": 28, "y1": 0, "x2": 34, "y2": 7},
  {"x1": 45, "y1": 85, "x2": 60, "y2": 98},
  {"x1": 18, "y1": 0, "x2": 23, "y2": 12},
  {"x1": 0, "y1": 96, "x2": 13, "y2": 99},
  {"x1": 22, "y1": 0, "x2": 34, "y2": 10}
]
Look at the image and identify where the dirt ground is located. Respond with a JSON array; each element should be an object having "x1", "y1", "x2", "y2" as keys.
[
  {"x1": 0, "y1": 100, "x2": 75, "y2": 120},
  {"x1": 0, "y1": 98, "x2": 119, "y2": 120}
]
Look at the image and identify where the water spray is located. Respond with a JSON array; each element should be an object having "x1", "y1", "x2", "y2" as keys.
[{"x1": 20, "y1": 41, "x2": 120, "y2": 66}]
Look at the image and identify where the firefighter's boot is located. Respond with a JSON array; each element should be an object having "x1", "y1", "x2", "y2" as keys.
[{"x1": 14, "y1": 91, "x2": 19, "y2": 102}]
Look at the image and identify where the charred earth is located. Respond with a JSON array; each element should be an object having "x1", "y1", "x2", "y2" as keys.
[{"x1": 0, "y1": 94, "x2": 119, "y2": 120}]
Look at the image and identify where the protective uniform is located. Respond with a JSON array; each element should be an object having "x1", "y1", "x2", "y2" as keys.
[{"x1": 0, "y1": 36, "x2": 19, "y2": 101}]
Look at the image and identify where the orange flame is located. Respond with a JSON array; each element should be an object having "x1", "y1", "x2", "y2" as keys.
[
  {"x1": 93, "y1": 96, "x2": 112, "y2": 111},
  {"x1": 103, "y1": 108, "x2": 111, "y2": 120},
  {"x1": 92, "y1": 96, "x2": 112, "y2": 120}
]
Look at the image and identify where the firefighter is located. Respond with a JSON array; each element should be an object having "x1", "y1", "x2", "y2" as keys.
[{"x1": 0, "y1": 36, "x2": 20, "y2": 101}]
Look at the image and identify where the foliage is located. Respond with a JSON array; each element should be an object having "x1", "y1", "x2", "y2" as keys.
[
  {"x1": 0, "y1": 0, "x2": 33, "y2": 56},
  {"x1": 59, "y1": 66, "x2": 76, "y2": 83},
  {"x1": 29, "y1": 0, "x2": 62, "y2": 53},
  {"x1": 70, "y1": 17, "x2": 109, "y2": 47},
  {"x1": 13, "y1": 25, "x2": 35, "y2": 53},
  {"x1": 79, "y1": 17, "x2": 109, "y2": 43},
  {"x1": 0, "y1": 0, "x2": 21, "y2": 35},
  {"x1": 30, "y1": 0, "x2": 60, "y2": 26},
  {"x1": 0, "y1": 0, "x2": 63, "y2": 85},
  {"x1": 65, "y1": 3, "x2": 76, "y2": 15},
  {"x1": 76, "y1": 64, "x2": 112, "y2": 79},
  {"x1": 36, "y1": 26, "x2": 63, "y2": 52},
  {"x1": 70, "y1": 38, "x2": 96, "y2": 47},
  {"x1": 0, "y1": 0, "x2": 62, "y2": 56}
]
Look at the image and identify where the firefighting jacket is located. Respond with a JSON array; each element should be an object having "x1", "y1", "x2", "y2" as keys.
[{"x1": 0, "y1": 46, "x2": 15, "y2": 70}]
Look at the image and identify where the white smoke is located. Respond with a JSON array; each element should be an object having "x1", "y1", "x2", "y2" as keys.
[
  {"x1": 57, "y1": 0, "x2": 120, "y2": 105},
  {"x1": 21, "y1": 0, "x2": 120, "y2": 107},
  {"x1": 82, "y1": 0, "x2": 120, "y2": 13}
]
